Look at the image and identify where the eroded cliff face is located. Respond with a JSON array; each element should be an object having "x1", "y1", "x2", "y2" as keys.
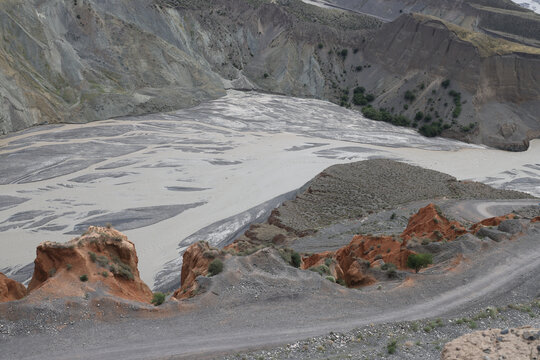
[
  {"x1": 362, "y1": 14, "x2": 540, "y2": 150},
  {"x1": 0, "y1": 273, "x2": 26, "y2": 303},
  {"x1": 0, "y1": 0, "x2": 226, "y2": 134},
  {"x1": 27, "y1": 226, "x2": 152, "y2": 303},
  {"x1": 0, "y1": 0, "x2": 378, "y2": 135}
]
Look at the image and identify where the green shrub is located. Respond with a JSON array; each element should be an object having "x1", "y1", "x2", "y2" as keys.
[
  {"x1": 89, "y1": 252, "x2": 97, "y2": 262},
  {"x1": 325, "y1": 276, "x2": 336, "y2": 283},
  {"x1": 353, "y1": 86, "x2": 365, "y2": 94},
  {"x1": 208, "y1": 259, "x2": 224, "y2": 276},
  {"x1": 340, "y1": 49, "x2": 348, "y2": 58},
  {"x1": 418, "y1": 122, "x2": 443, "y2": 137},
  {"x1": 407, "y1": 253, "x2": 433, "y2": 273},
  {"x1": 415, "y1": 111, "x2": 424, "y2": 121},
  {"x1": 66, "y1": 264, "x2": 72, "y2": 271},
  {"x1": 365, "y1": 93, "x2": 375, "y2": 102},
  {"x1": 353, "y1": 93, "x2": 368, "y2": 106},
  {"x1": 337, "y1": 278, "x2": 346, "y2": 286},
  {"x1": 109, "y1": 262, "x2": 134, "y2": 280},
  {"x1": 96, "y1": 255, "x2": 109, "y2": 267},
  {"x1": 387, "y1": 339, "x2": 397, "y2": 354},
  {"x1": 324, "y1": 258, "x2": 333, "y2": 267},
  {"x1": 151, "y1": 292, "x2": 166, "y2": 306},
  {"x1": 441, "y1": 79, "x2": 450, "y2": 88},
  {"x1": 48, "y1": 268, "x2": 56, "y2": 277},
  {"x1": 404, "y1": 90, "x2": 416, "y2": 102},
  {"x1": 80, "y1": 274, "x2": 88, "y2": 282},
  {"x1": 263, "y1": 73, "x2": 269, "y2": 79},
  {"x1": 291, "y1": 252, "x2": 301, "y2": 268},
  {"x1": 309, "y1": 265, "x2": 331, "y2": 276},
  {"x1": 318, "y1": 43, "x2": 323, "y2": 49}
]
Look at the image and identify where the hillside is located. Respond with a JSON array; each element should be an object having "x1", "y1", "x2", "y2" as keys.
[{"x1": 0, "y1": 0, "x2": 539, "y2": 150}]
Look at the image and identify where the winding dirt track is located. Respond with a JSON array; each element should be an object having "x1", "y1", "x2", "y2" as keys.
[{"x1": 1, "y1": 200, "x2": 539, "y2": 360}]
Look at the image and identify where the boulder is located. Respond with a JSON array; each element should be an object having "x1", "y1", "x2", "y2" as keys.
[
  {"x1": 497, "y1": 219, "x2": 526, "y2": 234},
  {"x1": 442, "y1": 327, "x2": 540, "y2": 360},
  {"x1": 476, "y1": 227, "x2": 509, "y2": 242}
]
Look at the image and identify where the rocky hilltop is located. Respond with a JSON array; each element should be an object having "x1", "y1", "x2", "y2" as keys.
[
  {"x1": 0, "y1": 226, "x2": 153, "y2": 305},
  {"x1": 0, "y1": 0, "x2": 538, "y2": 149}
]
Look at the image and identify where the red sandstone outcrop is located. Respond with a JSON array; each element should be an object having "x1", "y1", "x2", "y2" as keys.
[
  {"x1": 173, "y1": 242, "x2": 223, "y2": 300},
  {"x1": 401, "y1": 204, "x2": 467, "y2": 242},
  {"x1": 27, "y1": 226, "x2": 152, "y2": 303},
  {"x1": 302, "y1": 235, "x2": 413, "y2": 287},
  {"x1": 469, "y1": 214, "x2": 516, "y2": 233},
  {"x1": 531, "y1": 216, "x2": 540, "y2": 223},
  {"x1": 0, "y1": 273, "x2": 26, "y2": 303}
]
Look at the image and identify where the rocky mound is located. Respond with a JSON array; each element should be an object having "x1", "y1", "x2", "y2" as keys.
[
  {"x1": 172, "y1": 241, "x2": 226, "y2": 300},
  {"x1": 0, "y1": 273, "x2": 26, "y2": 303},
  {"x1": 269, "y1": 160, "x2": 531, "y2": 239},
  {"x1": 175, "y1": 247, "x2": 342, "y2": 306},
  {"x1": 442, "y1": 327, "x2": 540, "y2": 360},
  {"x1": 470, "y1": 213, "x2": 516, "y2": 233},
  {"x1": 402, "y1": 203, "x2": 468, "y2": 242},
  {"x1": 27, "y1": 226, "x2": 152, "y2": 303}
]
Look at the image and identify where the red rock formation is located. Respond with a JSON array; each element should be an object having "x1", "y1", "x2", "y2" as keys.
[
  {"x1": 301, "y1": 235, "x2": 413, "y2": 287},
  {"x1": 401, "y1": 204, "x2": 467, "y2": 241},
  {"x1": 301, "y1": 251, "x2": 333, "y2": 269},
  {"x1": 531, "y1": 216, "x2": 540, "y2": 223},
  {"x1": 470, "y1": 213, "x2": 516, "y2": 233},
  {"x1": 0, "y1": 273, "x2": 26, "y2": 302},
  {"x1": 27, "y1": 226, "x2": 152, "y2": 303},
  {"x1": 173, "y1": 242, "x2": 222, "y2": 300}
]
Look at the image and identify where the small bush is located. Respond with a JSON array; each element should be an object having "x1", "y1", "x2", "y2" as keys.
[
  {"x1": 152, "y1": 292, "x2": 166, "y2": 306},
  {"x1": 105, "y1": 222, "x2": 112, "y2": 229},
  {"x1": 390, "y1": 212, "x2": 396, "y2": 220},
  {"x1": 109, "y1": 262, "x2": 134, "y2": 280},
  {"x1": 340, "y1": 49, "x2": 348, "y2": 58},
  {"x1": 387, "y1": 339, "x2": 397, "y2": 354},
  {"x1": 324, "y1": 258, "x2": 333, "y2": 267},
  {"x1": 404, "y1": 90, "x2": 416, "y2": 102},
  {"x1": 407, "y1": 253, "x2": 433, "y2": 273},
  {"x1": 101, "y1": 271, "x2": 108, "y2": 277},
  {"x1": 48, "y1": 268, "x2": 56, "y2": 277},
  {"x1": 318, "y1": 43, "x2": 323, "y2": 49},
  {"x1": 337, "y1": 278, "x2": 346, "y2": 286},
  {"x1": 309, "y1": 265, "x2": 331, "y2": 276},
  {"x1": 325, "y1": 276, "x2": 336, "y2": 283},
  {"x1": 89, "y1": 252, "x2": 97, "y2": 262},
  {"x1": 263, "y1": 73, "x2": 269, "y2": 79},
  {"x1": 441, "y1": 79, "x2": 450, "y2": 88},
  {"x1": 80, "y1": 274, "x2": 88, "y2": 282},
  {"x1": 66, "y1": 264, "x2": 72, "y2": 271},
  {"x1": 291, "y1": 252, "x2": 301, "y2": 268},
  {"x1": 96, "y1": 255, "x2": 109, "y2": 267},
  {"x1": 354, "y1": 86, "x2": 365, "y2": 94},
  {"x1": 208, "y1": 259, "x2": 224, "y2": 276}
]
